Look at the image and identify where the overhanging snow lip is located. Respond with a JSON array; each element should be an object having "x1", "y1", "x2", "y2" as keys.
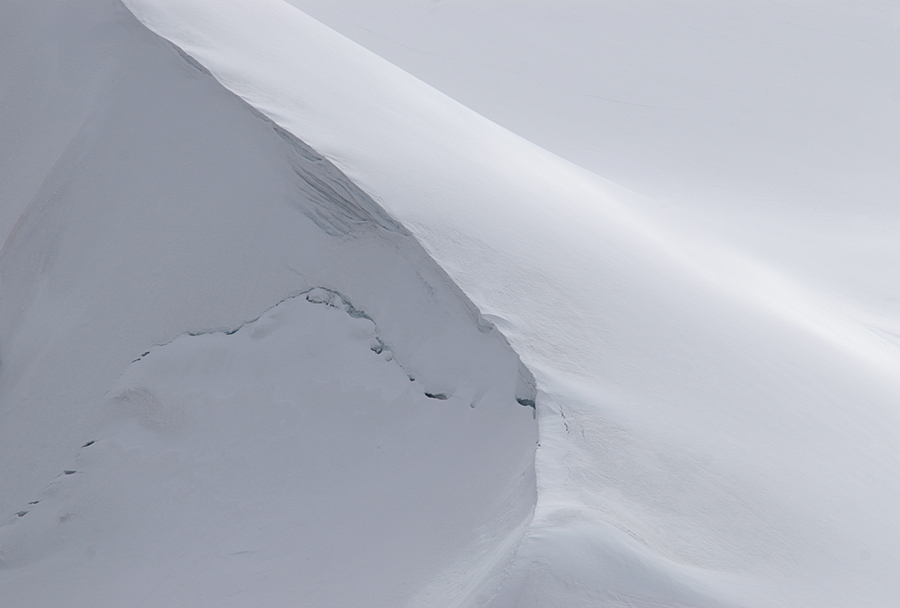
[{"x1": 132, "y1": 10, "x2": 542, "y2": 408}]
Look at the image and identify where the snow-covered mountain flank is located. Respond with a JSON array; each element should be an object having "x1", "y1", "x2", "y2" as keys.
[
  {"x1": 3, "y1": 1, "x2": 900, "y2": 607},
  {"x1": 0, "y1": 2, "x2": 535, "y2": 606}
]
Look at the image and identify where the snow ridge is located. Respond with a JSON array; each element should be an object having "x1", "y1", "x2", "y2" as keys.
[
  {"x1": 0, "y1": 2, "x2": 538, "y2": 605},
  {"x1": 118, "y1": 1, "x2": 900, "y2": 606}
]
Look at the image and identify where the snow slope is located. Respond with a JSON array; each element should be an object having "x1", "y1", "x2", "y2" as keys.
[
  {"x1": 286, "y1": 0, "x2": 900, "y2": 354},
  {"x1": 286, "y1": 0, "x2": 900, "y2": 208},
  {"x1": 0, "y1": 1, "x2": 536, "y2": 606},
  {"x1": 120, "y1": 1, "x2": 900, "y2": 607}
]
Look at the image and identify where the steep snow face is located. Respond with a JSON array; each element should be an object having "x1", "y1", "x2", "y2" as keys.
[
  {"x1": 122, "y1": 1, "x2": 900, "y2": 607},
  {"x1": 287, "y1": 0, "x2": 900, "y2": 205},
  {"x1": 285, "y1": 0, "x2": 900, "y2": 359},
  {"x1": 0, "y1": 1, "x2": 536, "y2": 606}
]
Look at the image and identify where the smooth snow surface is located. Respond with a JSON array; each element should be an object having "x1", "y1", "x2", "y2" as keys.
[
  {"x1": 120, "y1": 1, "x2": 900, "y2": 607},
  {"x1": 0, "y1": 2, "x2": 535, "y2": 606},
  {"x1": 3, "y1": 0, "x2": 900, "y2": 606},
  {"x1": 286, "y1": 0, "x2": 900, "y2": 343}
]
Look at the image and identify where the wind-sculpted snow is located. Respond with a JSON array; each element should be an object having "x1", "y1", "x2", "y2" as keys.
[
  {"x1": 121, "y1": 1, "x2": 900, "y2": 607},
  {"x1": 4, "y1": 0, "x2": 900, "y2": 606},
  {"x1": 273, "y1": 125, "x2": 408, "y2": 237},
  {"x1": 0, "y1": 1, "x2": 536, "y2": 605},
  {"x1": 1, "y1": 286, "x2": 535, "y2": 606}
]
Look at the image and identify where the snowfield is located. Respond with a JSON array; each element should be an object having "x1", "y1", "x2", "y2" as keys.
[{"x1": 2, "y1": 0, "x2": 900, "y2": 606}]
